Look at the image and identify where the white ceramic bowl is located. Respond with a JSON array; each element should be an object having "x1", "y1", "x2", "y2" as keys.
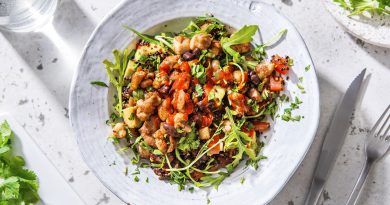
[
  {"x1": 324, "y1": 0, "x2": 390, "y2": 48},
  {"x1": 70, "y1": 0, "x2": 320, "y2": 204}
]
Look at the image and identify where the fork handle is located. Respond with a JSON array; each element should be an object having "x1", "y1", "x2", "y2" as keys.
[{"x1": 346, "y1": 158, "x2": 373, "y2": 205}]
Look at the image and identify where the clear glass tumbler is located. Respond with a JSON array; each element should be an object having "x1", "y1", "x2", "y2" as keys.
[{"x1": 0, "y1": 0, "x2": 57, "y2": 32}]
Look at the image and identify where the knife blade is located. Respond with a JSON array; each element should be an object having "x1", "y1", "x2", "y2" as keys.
[{"x1": 304, "y1": 69, "x2": 366, "y2": 205}]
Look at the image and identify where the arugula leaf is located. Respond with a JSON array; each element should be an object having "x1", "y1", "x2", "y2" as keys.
[
  {"x1": 103, "y1": 49, "x2": 132, "y2": 116},
  {"x1": 90, "y1": 81, "x2": 108, "y2": 87},
  {"x1": 333, "y1": 0, "x2": 352, "y2": 9},
  {"x1": 333, "y1": 0, "x2": 390, "y2": 16},
  {"x1": 223, "y1": 108, "x2": 258, "y2": 172},
  {"x1": 264, "y1": 28, "x2": 288, "y2": 47},
  {"x1": 221, "y1": 25, "x2": 258, "y2": 62},
  {"x1": 123, "y1": 26, "x2": 160, "y2": 45}
]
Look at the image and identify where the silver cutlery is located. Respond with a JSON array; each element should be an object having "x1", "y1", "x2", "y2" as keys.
[
  {"x1": 346, "y1": 104, "x2": 390, "y2": 205},
  {"x1": 304, "y1": 69, "x2": 366, "y2": 205}
]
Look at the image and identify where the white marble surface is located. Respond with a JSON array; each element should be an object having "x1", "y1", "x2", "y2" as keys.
[{"x1": 0, "y1": 0, "x2": 389, "y2": 205}]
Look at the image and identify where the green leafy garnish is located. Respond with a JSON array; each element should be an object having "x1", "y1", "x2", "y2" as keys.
[
  {"x1": 305, "y1": 65, "x2": 311, "y2": 72},
  {"x1": 240, "y1": 177, "x2": 245, "y2": 184},
  {"x1": 195, "y1": 84, "x2": 204, "y2": 97},
  {"x1": 282, "y1": 97, "x2": 303, "y2": 122},
  {"x1": 90, "y1": 81, "x2": 108, "y2": 87},
  {"x1": 333, "y1": 0, "x2": 390, "y2": 16},
  {"x1": 221, "y1": 25, "x2": 258, "y2": 62},
  {"x1": 124, "y1": 26, "x2": 160, "y2": 44},
  {"x1": 191, "y1": 64, "x2": 207, "y2": 84},
  {"x1": 0, "y1": 121, "x2": 40, "y2": 204},
  {"x1": 177, "y1": 127, "x2": 200, "y2": 152},
  {"x1": 103, "y1": 49, "x2": 133, "y2": 116}
]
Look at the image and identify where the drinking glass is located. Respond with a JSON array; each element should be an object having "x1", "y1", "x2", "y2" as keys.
[{"x1": 0, "y1": 0, "x2": 57, "y2": 32}]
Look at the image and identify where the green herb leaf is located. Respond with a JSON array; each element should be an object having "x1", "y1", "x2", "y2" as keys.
[
  {"x1": 90, "y1": 81, "x2": 108, "y2": 87},
  {"x1": 191, "y1": 64, "x2": 206, "y2": 84},
  {"x1": 0, "y1": 121, "x2": 40, "y2": 204},
  {"x1": 133, "y1": 176, "x2": 140, "y2": 182},
  {"x1": 195, "y1": 84, "x2": 204, "y2": 97},
  {"x1": 305, "y1": 65, "x2": 311, "y2": 72},
  {"x1": 264, "y1": 28, "x2": 288, "y2": 47},
  {"x1": 177, "y1": 127, "x2": 200, "y2": 152},
  {"x1": 221, "y1": 25, "x2": 258, "y2": 62},
  {"x1": 132, "y1": 89, "x2": 144, "y2": 101},
  {"x1": 124, "y1": 26, "x2": 160, "y2": 45},
  {"x1": 240, "y1": 177, "x2": 245, "y2": 184}
]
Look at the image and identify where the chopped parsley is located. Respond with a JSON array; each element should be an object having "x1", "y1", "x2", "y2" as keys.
[
  {"x1": 132, "y1": 89, "x2": 144, "y2": 101},
  {"x1": 297, "y1": 83, "x2": 305, "y2": 93},
  {"x1": 195, "y1": 84, "x2": 204, "y2": 97},
  {"x1": 191, "y1": 64, "x2": 206, "y2": 84},
  {"x1": 305, "y1": 65, "x2": 311, "y2": 72},
  {"x1": 282, "y1": 97, "x2": 303, "y2": 122},
  {"x1": 124, "y1": 167, "x2": 128, "y2": 176},
  {"x1": 240, "y1": 177, "x2": 245, "y2": 184},
  {"x1": 288, "y1": 58, "x2": 294, "y2": 66},
  {"x1": 133, "y1": 176, "x2": 140, "y2": 182}
]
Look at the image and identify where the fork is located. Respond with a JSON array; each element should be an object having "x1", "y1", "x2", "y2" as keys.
[{"x1": 346, "y1": 105, "x2": 390, "y2": 205}]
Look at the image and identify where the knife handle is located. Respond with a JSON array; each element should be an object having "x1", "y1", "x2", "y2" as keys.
[{"x1": 304, "y1": 178, "x2": 325, "y2": 205}]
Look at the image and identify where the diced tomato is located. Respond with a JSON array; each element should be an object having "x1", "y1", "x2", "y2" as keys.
[
  {"x1": 253, "y1": 121, "x2": 270, "y2": 132},
  {"x1": 159, "y1": 62, "x2": 171, "y2": 73},
  {"x1": 212, "y1": 69, "x2": 233, "y2": 87},
  {"x1": 184, "y1": 102, "x2": 194, "y2": 114},
  {"x1": 204, "y1": 82, "x2": 214, "y2": 95},
  {"x1": 269, "y1": 76, "x2": 284, "y2": 92},
  {"x1": 208, "y1": 135, "x2": 222, "y2": 155},
  {"x1": 184, "y1": 92, "x2": 194, "y2": 114},
  {"x1": 271, "y1": 55, "x2": 289, "y2": 75},
  {"x1": 190, "y1": 171, "x2": 204, "y2": 181},
  {"x1": 172, "y1": 73, "x2": 190, "y2": 91},
  {"x1": 199, "y1": 112, "x2": 213, "y2": 128},
  {"x1": 167, "y1": 113, "x2": 175, "y2": 125},
  {"x1": 180, "y1": 61, "x2": 190, "y2": 73}
]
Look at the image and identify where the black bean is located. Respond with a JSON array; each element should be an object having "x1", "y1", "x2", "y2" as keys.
[
  {"x1": 196, "y1": 101, "x2": 208, "y2": 112},
  {"x1": 153, "y1": 168, "x2": 170, "y2": 179},
  {"x1": 158, "y1": 85, "x2": 170, "y2": 94},
  {"x1": 182, "y1": 51, "x2": 194, "y2": 61},
  {"x1": 213, "y1": 111, "x2": 223, "y2": 122},
  {"x1": 207, "y1": 101, "x2": 215, "y2": 110},
  {"x1": 163, "y1": 123, "x2": 179, "y2": 138},
  {"x1": 249, "y1": 71, "x2": 260, "y2": 85},
  {"x1": 192, "y1": 48, "x2": 201, "y2": 57}
]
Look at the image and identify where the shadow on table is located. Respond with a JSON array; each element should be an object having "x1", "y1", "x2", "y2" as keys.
[
  {"x1": 268, "y1": 69, "x2": 341, "y2": 205},
  {"x1": 1, "y1": 0, "x2": 96, "y2": 107},
  {"x1": 269, "y1": 67, "x2": 384, "y2": 205},
  {"x1": 348, "y1": 34, "x2": 390, "y2": 70}
]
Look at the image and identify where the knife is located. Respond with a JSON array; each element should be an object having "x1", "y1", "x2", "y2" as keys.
[{"x1": 304, "y1": 69, "x2": 366, "y2": 205}]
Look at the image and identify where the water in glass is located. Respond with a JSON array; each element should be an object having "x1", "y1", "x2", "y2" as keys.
[{"x1": 0, "y1": 0, "x2": 57, "y2": 32}]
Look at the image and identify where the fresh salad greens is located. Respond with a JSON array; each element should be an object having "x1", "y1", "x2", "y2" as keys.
[
  {"x1": 334, "y1": 0, "x2": 390, "y2": 16},
  {"x1": 0, "y1": 121, "x2": 40, "y2": 204}
]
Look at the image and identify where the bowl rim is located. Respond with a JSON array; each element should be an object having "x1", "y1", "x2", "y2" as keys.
[{"x1": 69, "y1": 0, "x2": 320, "y2": 204}]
